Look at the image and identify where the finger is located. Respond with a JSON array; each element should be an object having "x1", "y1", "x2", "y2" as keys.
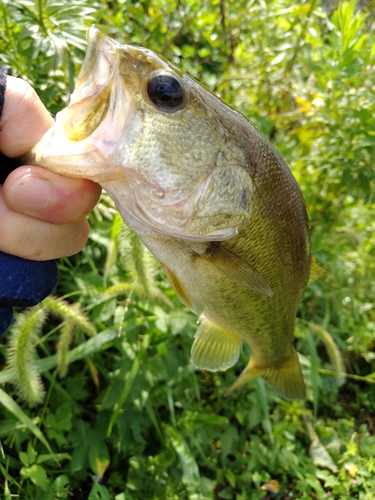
[
  {"x1": 3, "y1": 166, "x2": 102, "y2": 224},
  {"x1": 0, "y1": 76, "x2": 54, "y2": 157},
  {"x1": 0, "y1": 186, "x2": 91, "y2": 260}
]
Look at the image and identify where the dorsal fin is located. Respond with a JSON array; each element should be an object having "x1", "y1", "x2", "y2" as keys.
[
  {"x1": 307, "y1": 256, "x2": 326, "y2": 286},
  {"x1": 199, "y1": 244, "x2": 273, "y2": 297}
]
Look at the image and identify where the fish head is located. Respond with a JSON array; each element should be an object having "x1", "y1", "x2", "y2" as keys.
[{"x1": 30, "y1": 27, "x2": 253, "y2": 241}]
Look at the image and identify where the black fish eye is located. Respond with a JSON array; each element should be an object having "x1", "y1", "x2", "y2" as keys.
[{"x1": 147, "y1": 75, "x2": 185, "y2": 111}]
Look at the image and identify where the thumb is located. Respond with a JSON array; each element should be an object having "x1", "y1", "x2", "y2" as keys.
[{"x1": 0, "y1": 76, "x2": 54, "y2": 157}]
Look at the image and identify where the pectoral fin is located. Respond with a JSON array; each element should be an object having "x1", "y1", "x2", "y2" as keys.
[
  {"x1": 161, "y1": 264, "x2": 197, "y2": 313},
  {"x1": 307, "y1": 256, "x2": 326, "y2": 286},
  {"x1": 191, "y1": 315, "x2": 242, "y2": 371},
  {"x1": 200, "y1": 244, "x2": 273, "y2": 297},
  {"x1": 225, "y1": 348, "x2": 306, "y2": 400}
]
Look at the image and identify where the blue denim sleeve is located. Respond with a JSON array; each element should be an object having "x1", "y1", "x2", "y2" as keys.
[
  {"x1": 0, "y1": 67, "x2": 58, "y2": 335},
  {"x1": 0, "y1": 252, "x2": 58, "y2": 334}
]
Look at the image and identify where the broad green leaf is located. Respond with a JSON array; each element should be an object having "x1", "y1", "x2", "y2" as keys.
[
  {"x1": 20, "y1": 464, "x2": 48, "y2": 490},
  {"x1": 88, "y1": 483, "x2": 111, "y2": 500}
]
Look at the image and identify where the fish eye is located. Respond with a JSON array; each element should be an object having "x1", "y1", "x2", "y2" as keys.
[{"x1": 147, "y1": 74, "x2": 185, "y2": 111}]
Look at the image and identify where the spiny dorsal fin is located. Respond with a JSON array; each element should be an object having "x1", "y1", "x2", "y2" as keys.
[
  {"x1": 199, "y1": 244, "x2": 273, "y2": 297},
  {"x1": 307, "y1": 256, "x2": 326, "y2": 286},
  {"x1": 225, "y1": 348, "x2": 306, "y2": 400},
  {"x1": 191, "y1": 314, "x2": 242, "y2": 371}
]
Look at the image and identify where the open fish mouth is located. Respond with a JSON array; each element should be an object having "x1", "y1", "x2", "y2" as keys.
[
  {"x1": 26, "y1": 27, "x2": 134, "y2": 182},
  {"x1": 59, "y1": 28, "x2": 119, "y2": 142}
]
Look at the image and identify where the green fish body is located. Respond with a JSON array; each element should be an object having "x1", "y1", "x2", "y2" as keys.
[{"x1": 24, "y1": 27, "x2": 323, "y2": 399}]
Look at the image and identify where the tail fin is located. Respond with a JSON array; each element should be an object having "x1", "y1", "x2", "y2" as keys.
[{"x1": 225, "y1": 348, "x2": 306, "y2": 400}]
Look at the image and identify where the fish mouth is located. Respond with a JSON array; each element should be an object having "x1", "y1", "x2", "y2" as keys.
[{"x1": 27, "y1": 27, "x2": 135, "y2": 182}]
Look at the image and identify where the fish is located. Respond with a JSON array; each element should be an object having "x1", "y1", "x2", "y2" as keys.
[{"x1": 22, "y1": 27, "x2": 324, "y2": 400}]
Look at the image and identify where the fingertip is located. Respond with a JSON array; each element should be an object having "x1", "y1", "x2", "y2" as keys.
[
  {"x1": 48, "y1": 175, "x2": 102, "y2": 224},
  {"x1": 0, "y1": 76, "x2": 54, "y2": 157}
]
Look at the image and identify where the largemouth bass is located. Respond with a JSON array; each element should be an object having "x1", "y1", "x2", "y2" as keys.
[{"x1": 24, "y1": 27, "x2": 323, "y2": 400}]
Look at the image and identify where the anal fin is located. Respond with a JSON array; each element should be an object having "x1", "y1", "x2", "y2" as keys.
[
  {"x1": 191, "y1": 315, "x2": 242, "y2": 371},
  {"x1": 225, "y1": 348, "x2": 306, "y2": 400}
]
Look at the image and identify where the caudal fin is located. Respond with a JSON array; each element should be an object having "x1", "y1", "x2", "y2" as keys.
[{"x1": 225, "y1": 348, "x2": 306, "y2": 400}]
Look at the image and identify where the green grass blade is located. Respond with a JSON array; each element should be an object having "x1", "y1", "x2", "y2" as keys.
[
  {"x1": 0, "y1": 388, "x2": 52, "y2": 454},
  {"x1": 107, "y1": 335, "x2": 150, "y2": 436},
  {"x1": 306, "y1": 329, "x2": 320, "y2": 416},
  {"x1": 255, "y1": 378, "x2": 274, "y2": 445},
  {"x1": 309, "y1": 323, "x2": 344, "y2": 384},
  {"x1": 144, "y1": 398, "x2": 165, "y2": 445}
]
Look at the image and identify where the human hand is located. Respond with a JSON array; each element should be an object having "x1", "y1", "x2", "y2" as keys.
[
  {"x1": 0, "y1": 73, "x2": 102, "y2": 335},
  {"x1": 0, "y1": 75, "x2": 102, "y2": 260}
]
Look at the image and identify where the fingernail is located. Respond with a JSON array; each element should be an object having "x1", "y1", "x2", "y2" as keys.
[{"x1": 6, "y1": 174, "x2": 52, "y2": 213}]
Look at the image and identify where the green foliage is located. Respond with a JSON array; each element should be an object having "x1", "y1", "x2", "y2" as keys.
[{"x1": 1, "y1": 0, "x2": 375, "y2": 498}]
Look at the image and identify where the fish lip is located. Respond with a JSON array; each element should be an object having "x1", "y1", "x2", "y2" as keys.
[
  {"x1": 30, "y1": 28, "x2": 141, "y2": 180},
  {"x1": 60, "y1": 28, "x2": 119, "y2": 137},
  {"x1": 76, "y1": 27, "x2": 118, "y2": 92}
]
